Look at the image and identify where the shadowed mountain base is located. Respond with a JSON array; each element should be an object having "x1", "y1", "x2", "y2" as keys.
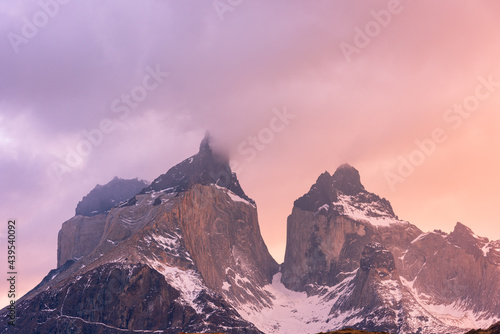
[{"x1": 466, "y1": 322, "x2": 500, "y2": 334}]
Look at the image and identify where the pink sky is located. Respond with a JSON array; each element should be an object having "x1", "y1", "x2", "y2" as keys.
[{"x1": 1, "y1": 0, "x2": 500, "y2": 308}]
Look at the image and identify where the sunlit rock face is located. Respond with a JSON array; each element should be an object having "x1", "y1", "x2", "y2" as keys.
[
  {"x1": 2, "y1": 144, "x2": 500, "y2": 334},
  {"x1": 2, "y1": 136, "x2": 273, "y2": 334},
  {"x1": 280, "y1": 164, "x2": 500, "y2": 334}
]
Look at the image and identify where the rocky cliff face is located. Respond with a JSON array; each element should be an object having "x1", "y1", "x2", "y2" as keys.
[
  {"x1": 57, "y1": 177, "x2": 149, "y2": 267},
  {"x1": 0, "y1": 135, "x2": 275, "y2": 334},
  {"x1": 331, "y1": 242, "x2": 402, "y2": 333},
  {"x1": 57, "y1": 214, "x2": 106, "y2": 267},
  {"x1": 282, "y1": 165, "x2": 409, "y2": 292},
  {"x1": 401, "y1": 224, "x2": 500, "y2": 321},
  {"x1": 276, "y1": 164, "x2": 500, "y2": 334},
  {"x1": 2, "y1": 144, "x2": 499, "y2": 334}
]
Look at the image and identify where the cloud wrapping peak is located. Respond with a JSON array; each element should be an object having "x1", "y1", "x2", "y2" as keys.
[{"x1": 1, "y1": 0, "x2": 500, "y2": 308}]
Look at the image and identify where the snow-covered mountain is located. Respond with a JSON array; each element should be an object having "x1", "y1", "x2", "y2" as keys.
[
  {"x1": 0, "y1": 135, "x2": 274, "y2": 333},
  {"x1": 1, "y1": 136, "x2": 499, "y2": 333},
  {"x1": 272, "y1": 165, "x2": 500, "y2": 334}
]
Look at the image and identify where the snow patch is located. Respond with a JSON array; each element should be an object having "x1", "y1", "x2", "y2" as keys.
[
  {"x1": 236, "y1": 272, "x2": 359, "y2": 334},
  {"x1": 317, "y1": 204, "x2": 329, "y2": 212},
  {"x1": 146, "y1": 258, "x2": 205, "y2": 313},
  {"x1": 400, "y1": 276, "x2": 497, "y2": 329},
  {"x1": 411, "y1": 232, "x2": 430, "y2": 244},
  {"x1": 213, "y1": 184, "x2": 255, "y2": 208},
  {"x1": 482, "y1": 242, "x2": 493, "y2": 257},
  {"x1": 336, "y1": 194, "x2": 403, "y2": 227},
  {"x1": 234, "y1": 273, "x2": 251, "y2": 286}
]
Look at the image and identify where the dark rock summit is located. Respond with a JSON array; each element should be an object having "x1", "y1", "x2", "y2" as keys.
[
  {"x1": 293, "y1": 164, "x2": 395, "y2": 217},
  {"x1": 75, "y1": 177, "x2": 149, "y2": 216},
  {"x1": 142, "y1": 133, "x2": 254, "y2": 204},
  {"x1": 293, "y1": 163, "x2": 369, "y2": 213},
  {"x1": 294, "y1": 171, "x2": 338, "y2": 212},
  {"x1": 332, "y1": 163, "x2": 366, "y2": 196}
]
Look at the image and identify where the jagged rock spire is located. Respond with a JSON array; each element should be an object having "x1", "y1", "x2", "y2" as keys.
[
  {"x1": 332, "y1": 163, "x2": 365, "y2": 196},
  {"x1": 294, "y1": 171, "x2": 337, "y2": 212},
  {"x1": 199, "y1": 131, "x2": 212, "y2": 153},
  {"x1": 141, "y1": 134, "x2": 254, "y2": 204}
]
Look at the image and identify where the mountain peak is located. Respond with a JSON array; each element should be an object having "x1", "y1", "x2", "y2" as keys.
[
  {"x1": 199, "y1": 131, "x2": 212, "y2": 153},
  {"x1": 294, "y1": 171, "x2": 337, "y2": 212},
  {"x1": 453, "y1": 222, "x2": 474, "y2": 234},
  {"x1": 447, "y1": 222, "x2": 489, "y2": 258},
  {"x1": 336, "y1": 163, "x2": 356, "y2": 171},
  {"x1": 293, "y1": 164, "x2": 394, "y2": 216},
  {"x1": 142, "y1": 135, "x2": 254, "y2": 204},
  {"x1": 448, "y1": 222, "x2": 481, "y2": 241},
  {"x1": 332, "y1": 163, "x2": 365, "y2": 195},
  {"x1": 75, "y1": 177, "x2": 149, "y2": 216}
]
